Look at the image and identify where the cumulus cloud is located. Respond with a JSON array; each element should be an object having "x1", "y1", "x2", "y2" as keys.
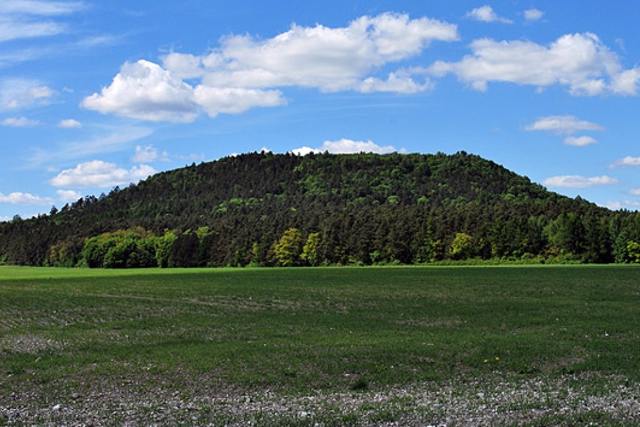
[
  {"x1": 193, "y1": 13, "x2": 458, "y2": 92},
  {"x1": 50, "y1": 160, "x2": 157, "y2": 188},
  {"x1": 1, "y1": 116, "x2": 39, "y2": 127},
  {"x1": 56, "y1": 189, "x2": 81, "y2": 202},
  {"x1": 543, "y1": 175, "x2": 618, "y2": 188},
  {"x1": 611, "y1": 68, "x2": 640, "y2": 95},
  {"x1": 193, "y1": 86, "x2": 285, "y2": 117},
  {"x1": 0, "y1": 191, "x2": 52, "y2": 205},
  {"x1": 161, "y1": 52, "x2": 203, "y2": 80},
  {"x1": 82, "y1": 60, "x2": 199, "y2": 123},
  {"x1": 524, "y1": 8, "x2": 544, "y2": 22},
  {"x1": 526, "y1": 115, "x2": 603, "y2": 135},
  {"x1": 292, "y1": 139, "x2": 397, "y2": 155},
  {"x1": 612, "y1": 156, "x2": 640, "y2": 167},
  {"x1": 132, "y1": 145, "x2": 168, "y2": 163},
  {"x1": 428, "y1": 33, "x2": 637, "y2": 95},
  {"x1": 58, "y1": 118, "x2": 81, "y2": 128},
  {"x1": 84, "y1": 14, "x2": 458, "y2": 122},
  {"x1": 563, "y1": 136, "x2": 597, "y2": 147},
  {"x1": 0, "y1": 78, "x2": 53, "y2": 111},
  {"x1": 466, "y1": 6, "x2": 512, "y2": 24}
]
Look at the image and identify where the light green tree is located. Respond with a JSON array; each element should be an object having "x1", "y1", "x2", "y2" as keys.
[
  {"x1": 301, "y1": 232, "x2": 321, "y2": 266},
  {"x1": 273, "y1": 228, "x2": 304, "y2": 266},
  {"x1": 449, "y1": 232, "x2": 474, "y2": 260},
  {"x1": 155, "y1": 230, "x2": 177, "y2": 268},
  {"x1": 627, "y1": 241, "x2": 640, "y2": 263}
]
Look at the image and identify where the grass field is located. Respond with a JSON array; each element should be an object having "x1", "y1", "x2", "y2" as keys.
[{"x1": 1, "y1": 265, "x2": 640, "y2": 425}]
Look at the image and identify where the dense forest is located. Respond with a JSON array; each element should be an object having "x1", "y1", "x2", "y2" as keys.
[{"x1": 1, "y1": 151, "x2": 639, "y2": 268}]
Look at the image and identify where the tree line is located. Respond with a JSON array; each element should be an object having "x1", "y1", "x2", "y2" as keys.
[{"x1": 1, "y1": 152, "x2": 639, "y2": 267}]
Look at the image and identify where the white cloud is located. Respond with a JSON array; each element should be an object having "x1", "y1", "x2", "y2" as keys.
[
  {"x1": 132, "y1": 145, "x2": 168, "y2": 163},
  {"x1": 544, "y1": 175, "x2": 618, "y2": 188},
  {"x1": 57, "y1": 118, "x2": 81, "y2": 128},
  {"x1": 292, "y1": 139, "x2": 397, "y2": 155},
  {"x1": 563, "y1": 135, "x2": 597, "y2": 147},
  {"x1": 0, "y1": 1, "x2": 85, "y2": 43},
  {"x1": 56, "y1": 189, "x2": 81, "y2": 202},
  {"x1": 612, "y1": 156, "x2": 640, "y2": 167},
  {"x1": 50, "y1": 160, "x2": 157, "y2": 188},
  {"x1": 630, "y1": 188, "x2": 640, "y2": 196},
  {"x1": 428, "y1": 33, "x2": 636, "y2": 95},
  {"x1": 194, "y1": 13, "x2": 458, "y2": 92},
  {"x1": 524, "y1": 8, "x2": 544, "y2": 22},
  {"x1": 525, "y1": 115, "x2": 603, "y2": 135},
  {"x1": 0, "y1": 34, "x2": 119, "y2": 69},
  {"x1": 0, "y1": 191, "x2": 52, "y2": 205},
  {"x1": 0, "y1": 17, "x2": 64, "y2": 42},
  {"x1": 85, "y1": 14, "x2": 458, "y2": 123},
  {"x1": 82, "y1": 60, "x2": 199, "y2": 123},
  {"x1": 466, "y1": 6, "x2": 512, "y2": 24},
  {"x1": 161, "y1": 52, "x2": 203, "y2": 79},
  {"x1": 1, "y1": 116, "x2": 39, "y2": 127},
  {"x1": 29, "y1": 126, "x2": 154, "y2": 167},
  {"x1": 358, "y1": 69, "x2": 433, "y2": 94},
  {"x1": 0, "y1": 78, "x2": 53, "y2": 111},
  {"x1": 0, "y1": 1, "x2": 85, "y2": 16},
  {"x1": 603, "y1": 200, "x2": 640, "y2": 211},
  {"x1": 193, "y1": 86, "x2": 285, "y2": 117},
  {"x1": 611, "y1": 68, "x2": 640, "y2": 95}
]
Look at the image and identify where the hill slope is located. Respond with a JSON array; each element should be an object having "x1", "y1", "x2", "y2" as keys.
[{"x1": 1, "y1": 151, "x2": 639, "y2": 266}]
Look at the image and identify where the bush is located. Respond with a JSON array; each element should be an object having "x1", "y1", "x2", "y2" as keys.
[{"x1": 81, "y1": 228, "x2": 158, "y2": 268}]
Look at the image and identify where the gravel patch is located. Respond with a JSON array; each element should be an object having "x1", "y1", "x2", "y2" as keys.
[
  {"x1": 0, "y1": 334, "x2": 63, "y2": 355},
  {"x1": 2, "y1": 373, "x2": 639, "y2": 425}
]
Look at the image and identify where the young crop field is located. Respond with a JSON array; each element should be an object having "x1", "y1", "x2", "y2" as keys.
[{"x1": 1, "y1": 265, "x2": 639, "y2": 425}]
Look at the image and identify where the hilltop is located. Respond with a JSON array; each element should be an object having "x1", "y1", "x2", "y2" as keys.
[{"x1": 0, "y1": 151, "x2": 639, "y2": 267}]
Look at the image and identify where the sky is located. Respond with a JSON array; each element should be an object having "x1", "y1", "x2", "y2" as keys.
[{"x1": 1, "y1": 0, "x2": 640, "y2": 221}]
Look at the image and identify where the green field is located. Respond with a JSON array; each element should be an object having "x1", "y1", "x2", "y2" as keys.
[{"x1": 1, "y1": 266, "x2": 640, "y2": 425}]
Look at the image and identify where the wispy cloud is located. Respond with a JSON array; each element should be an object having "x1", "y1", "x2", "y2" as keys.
[
  {"x1": 132, "y1": 145, "x2": 169, "y2": 163},
  {"x1": 28, "y1": 126, "x2": 154, "y2": 168},
  {"x1": 526, "y1": 116, "x2": 603, "y2": 134},
  {"x1": 1, "y1": 116, "x2": 40, "y2": 127},
  {"x1": 0, "y1": 1, "x2": 86, "y2": 16},
  {"x1": 0, "y1": 78, "x2": 53, "y2": 111},
  {"x1": 0, "y1": 34, "x2": 120, "y2": 68},
  {"x1": 0, "y1": 1, "x2": 86, "y2": 43},
  {"x1": 544, "y1": 175, "x2": 618, "y2": 188},
  {"x1": 58, "y1": 118, "x2": 81, "y2": 128},
  {"x1": 612, "y1": 156, "x2": 640, "y2": 167}
]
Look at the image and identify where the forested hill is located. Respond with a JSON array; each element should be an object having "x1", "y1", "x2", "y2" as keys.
[{"x1": 1, "y1": 151, "x2": 639, "y2": 267}]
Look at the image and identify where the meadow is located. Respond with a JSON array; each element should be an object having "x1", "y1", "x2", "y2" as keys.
[{"x1": 1, "y1": 265, "x2": 639, "y2": 425}]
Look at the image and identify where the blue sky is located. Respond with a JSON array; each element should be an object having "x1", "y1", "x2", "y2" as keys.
[{"x1": 1, "y1": 0, "x2": 640, "y2": 220}]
